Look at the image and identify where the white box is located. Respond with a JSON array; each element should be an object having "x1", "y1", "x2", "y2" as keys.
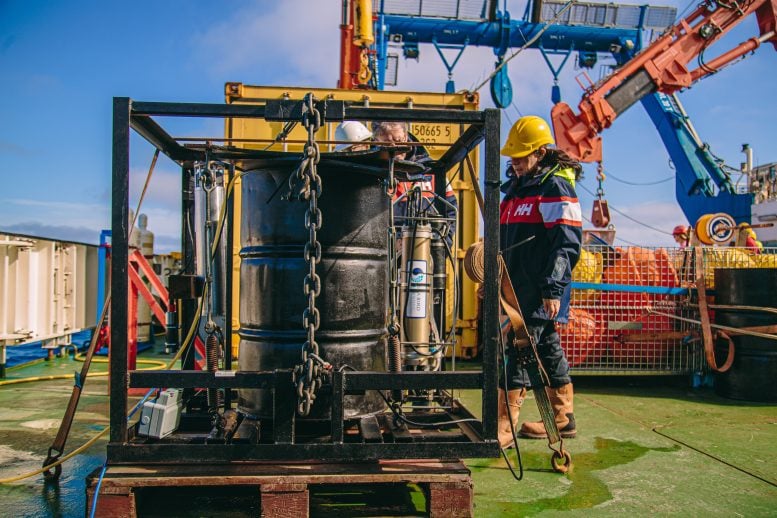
[{"x1": 137, "y1": 389, "x2": 182, "y2": 439}]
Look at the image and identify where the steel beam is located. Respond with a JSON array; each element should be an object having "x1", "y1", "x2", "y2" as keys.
[
  {"x1": 110, "y1": 97, "x2": 131, "y2": 444},
  {"x1": 481, "y1": 108, "x2": 501, "y2": 442},
  {"x1": 107, "y1": 441, "x2": 501, "y2": 464}
]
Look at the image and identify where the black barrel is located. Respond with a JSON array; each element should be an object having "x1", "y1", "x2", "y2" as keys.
[
  {"x1": 238, "y1": 156, "x2": 388, "y2": 420},
  {"x1": 713, "y1": 267, "x2": 777, "y2": 402}
]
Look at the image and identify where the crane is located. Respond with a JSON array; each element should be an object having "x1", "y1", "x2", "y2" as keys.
[
  {"x1": 551, "y1": 0, "x2": 777, "y2": 225},
  {"x1": 339, "y1": 0, "x2": 677, "y2": 106}
]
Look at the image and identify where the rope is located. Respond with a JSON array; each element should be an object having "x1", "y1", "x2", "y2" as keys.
[
  {"x1": 463, "y1": 239, "x2": 485, "y2": 283},
  {"x1": 605, "y1": 170, "x2": 674, "y2": 186},
  {"x1": 649, "y1": 309, "x2": 777, "y2": 341}
]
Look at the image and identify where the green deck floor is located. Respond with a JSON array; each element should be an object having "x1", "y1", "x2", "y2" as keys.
[{"x1": 1, "y1": 351, "x2": 775, "y2": 517}]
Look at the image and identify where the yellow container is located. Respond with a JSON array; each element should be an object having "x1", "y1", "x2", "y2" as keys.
[{"x1": 224, "y1": 84, "x2": 481, "y2": 358}]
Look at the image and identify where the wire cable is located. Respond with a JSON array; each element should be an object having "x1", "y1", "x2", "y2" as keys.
[
  {"x1": 471, "y1": 1, "x2": 577, "y2": 93},
  {"x1": 499, "y1": 327, "x2": 525, "y2": 481},
  {"x1": 577, "y1": 181, "x2": 673, "y2": 235},
  {"x1": 604, "y1": 170, "x2": 674, "y2": 186}
]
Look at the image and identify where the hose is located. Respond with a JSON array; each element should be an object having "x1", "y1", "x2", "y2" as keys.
[
  {"x1": 0, "y1": 152, "x2": 218, "y2": 484},
  {"x1": 0, "y1": 372, "x2": 108, "y2": 387},
  {"x1": 0, "y1": 427, "x2": 109, "y2": 484},
  {"x1": 0, "y1": 352, "x2": 168, "y2": 388},
  {"x1": 75, "y1": 352, "x2": 168, "y2": 369}
]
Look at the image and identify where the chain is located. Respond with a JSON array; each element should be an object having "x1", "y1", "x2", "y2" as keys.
[
  {"x1": 292, "y1": 93, "x2": 331, "y2": 417},
  {"x1": 596, "y1": 162, "x2": 606, "y2": 199}
]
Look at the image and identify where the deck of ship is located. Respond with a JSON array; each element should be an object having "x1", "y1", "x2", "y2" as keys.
[{"x1": 1, "y1": 345, "x2": 775, "y2": 517}]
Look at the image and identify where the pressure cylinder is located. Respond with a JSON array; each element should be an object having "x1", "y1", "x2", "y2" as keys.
[
  {"x1": 136, "y1": 214, "x2": 154, "y2": 343},
  {"x1": 194, "y1": 164, "x2": 228, "y2": 323},
  {"x1": 238, "y1": 157, "x2": 388, "y2": 420},
  {"x1": 399, "y1": 224, "x2": 434, "y2": 360}
]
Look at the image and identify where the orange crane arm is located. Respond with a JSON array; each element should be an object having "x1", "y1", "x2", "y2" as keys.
[{"x1": 552, "y1": 0, "x2": 777, "y2": 163}]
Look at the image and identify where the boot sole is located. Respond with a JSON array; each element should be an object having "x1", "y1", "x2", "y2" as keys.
[{"x1": 518, "y1": 430, "x2": 576, "y2": 440}]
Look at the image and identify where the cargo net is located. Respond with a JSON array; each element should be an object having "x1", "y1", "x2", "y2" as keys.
[{"x1": 559, "y1": 245, "x2": 777, "y2": 374}]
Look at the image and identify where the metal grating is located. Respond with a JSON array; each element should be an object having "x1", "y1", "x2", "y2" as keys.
[
  {"x1": 376, "y1": 0, "x2": 492, "y2": 21},
  {"x1": 563, "y1": 245, "x2": 698, "y2": 374},
  {"x1": 563, "y1": 245, "x2": 776, "y2": 375},
  {"x1": 539, "y1": 1, "x2": 677, "y2": 30}
]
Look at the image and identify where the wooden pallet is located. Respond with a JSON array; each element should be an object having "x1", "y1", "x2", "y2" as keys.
[{"x1": 86, "y1": 459, "x2": 473, "y2": 517}]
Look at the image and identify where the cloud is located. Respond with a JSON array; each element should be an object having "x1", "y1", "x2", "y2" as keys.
[
  {"x1": 129, "y1": 164, "x2": 183, "y2": 208},
  {"x1": 6, "y1": 198, "x2": 106, "y2": 212},
  {"x1": 603, "y1": 201, "x2": 686, "y2": 247},
  {"x1": 1, "y1": 222, "x2": 101, "y2": 246},
  {"x1": 191, "y1": 2, "x2": 339, "y2": 85}
]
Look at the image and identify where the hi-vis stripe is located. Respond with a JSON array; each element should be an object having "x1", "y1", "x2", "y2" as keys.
[{"x1": 538, "y1": 196, "x2": 582, "y2": 227}]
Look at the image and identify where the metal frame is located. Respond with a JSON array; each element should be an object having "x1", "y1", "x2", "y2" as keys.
[{"x1": 109, "y1": 97, "x2": 502, "y2": 464}]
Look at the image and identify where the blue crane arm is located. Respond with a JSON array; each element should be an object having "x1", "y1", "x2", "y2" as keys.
[
  {"x1": 381, "y1": 14, "x2": 640, "y2": 53},
  {"x1": 640, "y1": 92, "x2": 753, "y2": 224}
]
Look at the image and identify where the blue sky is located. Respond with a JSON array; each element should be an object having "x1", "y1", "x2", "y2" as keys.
[{"x1": 1, "y1": 0, "x2": 775, "y2": 252}]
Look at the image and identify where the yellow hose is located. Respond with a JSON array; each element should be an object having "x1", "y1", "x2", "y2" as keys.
[
  {"x1": 0, "y1": 352, "x2": 168, "y2": 387},
  {"x1": 0, "y1": 290, "x2": 201, "y2": 483},
  {"x1": 0, "y1": 372, "x2": 109, "y2": 387},
  {"x1": 0, "y1": 428, "x2": 109, "y2": 484},
  {"x1": 74, "y1": 351, "x2": 168, "y2": 369},
  {"x1": 0, "y1": 154, "x2": 218, "y2": 484}
]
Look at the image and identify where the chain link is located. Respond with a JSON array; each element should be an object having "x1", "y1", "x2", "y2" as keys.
[
  {"x1": 596, "y1": 162, "x2": 606, "y2": 198},
  {"x1": 292, "y1": 93, "x2": 331, "y2": 417}
]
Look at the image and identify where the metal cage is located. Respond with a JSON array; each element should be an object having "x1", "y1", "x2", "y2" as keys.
[
  {"x1": 108, "y1": 97, "x2": 503, "y2": 464},
  {"x1": 564, "y1": 244, "x2": 776, "y2": 375}
]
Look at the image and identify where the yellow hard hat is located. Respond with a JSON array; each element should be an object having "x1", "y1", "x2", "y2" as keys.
[{"x1": 501, "y1": 115, "x2": 555, "y2": 158}]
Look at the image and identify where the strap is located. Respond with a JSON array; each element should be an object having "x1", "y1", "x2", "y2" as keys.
[
  {"x1": 695, "y1": 248, "x2": 734, "y2": 373},
  {"x1": 498, "y1": 257, "x2": 531, "y2": 349}
]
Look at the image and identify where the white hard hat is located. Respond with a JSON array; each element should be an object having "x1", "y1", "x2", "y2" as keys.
[{"x1": 334, "y1": 121, "x2": 372, "y2": 151}]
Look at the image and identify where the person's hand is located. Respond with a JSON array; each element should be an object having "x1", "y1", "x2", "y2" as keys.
[{"x1": 543, "y1": 298, "x2": 560, "y2": 320}]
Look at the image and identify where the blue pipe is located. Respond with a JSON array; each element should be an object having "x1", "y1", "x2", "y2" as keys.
[
  {"x1": 571, "y1": 282, "x2": 689, "y2": 296},
  {"x1": 381, "y1": 15, "x2": 640, "y2": 54},
  {"x1": 96, "y1": 230, "x2": 111, "y2": 325}
]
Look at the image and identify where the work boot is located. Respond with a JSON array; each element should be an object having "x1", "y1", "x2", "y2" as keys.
[
  {"x1": 518, "y1": 383, "x2": 576, "y2": 439},
  {"x1": 497, "y1": 388, "x2": 526, "y2": 448}
]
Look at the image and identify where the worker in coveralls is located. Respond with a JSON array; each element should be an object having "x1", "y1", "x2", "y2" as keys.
[{"x1": 498, "y1": 115, "x2": 582, "y2": 447}]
